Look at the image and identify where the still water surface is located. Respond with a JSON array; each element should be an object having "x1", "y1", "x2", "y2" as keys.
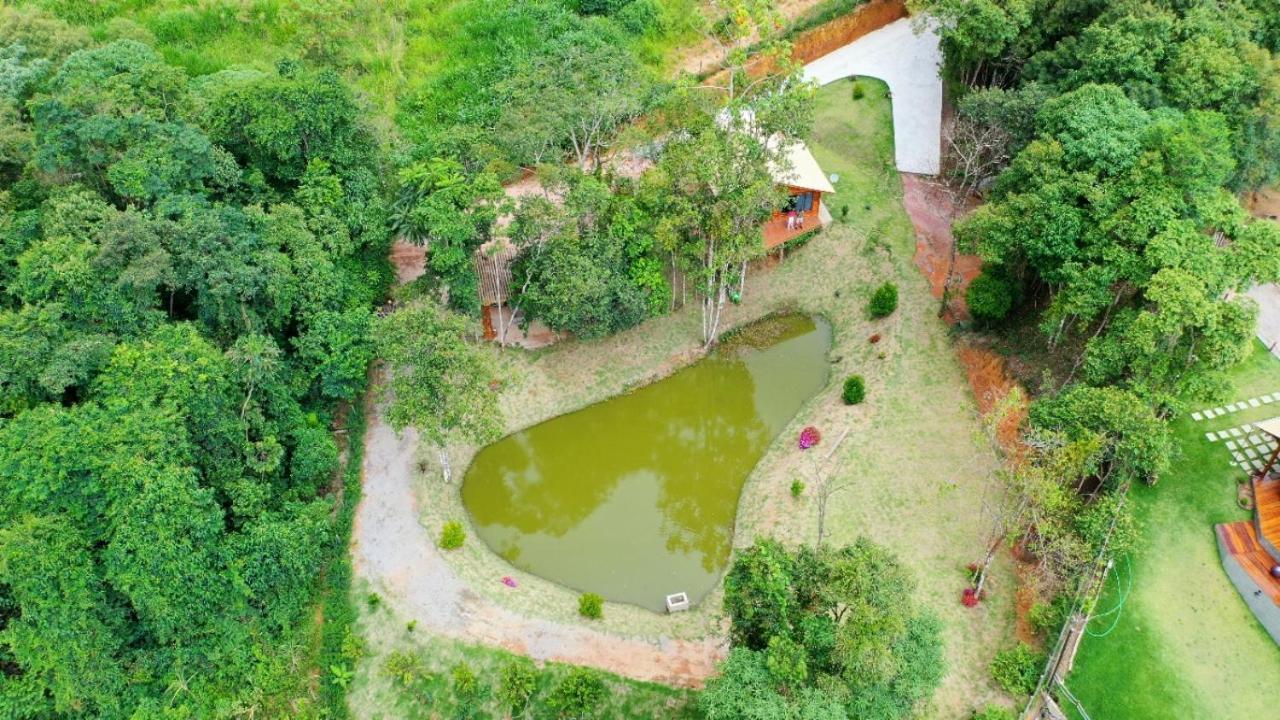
[{"x1": 461, "y1": 314, "x2": 831, "y2": 611}]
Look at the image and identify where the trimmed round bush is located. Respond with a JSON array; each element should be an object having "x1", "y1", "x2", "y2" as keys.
[
  {"x1": 842, "y1": 375, "x2": 866, "y2": 405},
  {"x1": 578, "y1": 592, "x2": 604, "y2": 619},
  {"x1": 439, "y1": 520, "x2": 466, "y2": 550},
  {"x1": 868, "y1": 282, "x2": 898, "y2": 318},
  {"x1": 967, "y1": 269, "x2": 1015, "y2": 323}
]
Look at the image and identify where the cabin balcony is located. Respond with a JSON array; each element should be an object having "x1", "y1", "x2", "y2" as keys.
[{"x1": 762, "y1": 202, "x2": 832, "y2": 250}]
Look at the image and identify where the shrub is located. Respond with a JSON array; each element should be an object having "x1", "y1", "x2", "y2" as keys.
[
  {"x1": 1028, "y1": 596, "x2": 1069, "y2": 636},
  {"x1": 790, "y1": 479, "x2": 805, "y2": 498},
  {"x1": 852, "y1": 81, "x2": 865, "y2": 99},
  {"x1": 498, "y1": 658, "x2": 539, "y2": 716},
  {"x1": 366, "y1": 592, "x2": 381, "y2": 608},
  {"x1": 615, "y1": 0, "x2": 663, "y2": 34},
  {"x1": 842, "y1": 375, "x2": 866, "y2": 405},
  {"x1": 973, "y1": 706, "x2": 1016, "y2": 720},
  {"x1": 798, "y1": 426, "x2": 821, "y2": 449},
  {"x1": 967, "y1": 269, "x2": 1015, "y2": 323},
  {"x1": 990, "y1": 643, "x2": 1043, "y2": 695},
  {"x1": 384, "y1": 650, "x2": 428, "y2": 687},
  {"x1": 439, "y1": 520, "x2": 466, "y2": 550},
  {"x1": 569, "y1": 0, "x2": 632, "y2": 14},
  {"x1": 451, "y1": 662, "x2": 487, "y2": 715},
  {"x1": 547, "y1": 667, "x2": 607, "y2": 719},
  {"x1": 868, "y1": 282, "x2": 898, "y2": 318},
  {"x1": 840, "y1": 203, "x2": 850, "y2": 221},
  {"x1": 578, "y1": 592, "x2": 604, "y2": 619}
]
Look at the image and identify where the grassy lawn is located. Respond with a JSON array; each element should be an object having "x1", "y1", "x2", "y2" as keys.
[
  {"x1": 1064, "y1": 342, "x2": 1280, "y2": 720},
  {"x1": 354, "y1": 78, "x2": 1015, "y2": 718}
]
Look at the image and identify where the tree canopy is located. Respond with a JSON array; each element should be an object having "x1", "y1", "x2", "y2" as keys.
[
  {"x1": 0, "y1": 27, "x2": 389, "y2": 716},
  {"x1": 710, "y1": 538, "x2": 944, "y2": 720}
]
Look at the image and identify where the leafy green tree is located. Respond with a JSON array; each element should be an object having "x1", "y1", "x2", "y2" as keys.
[
  {"x1": 391, "y1": 157, "x2": 502, "y2": 313},
  {"x1": 1029, "y1": 385, "x2": 1172, "y2": 487},
  {"x1": 718, "y1": 538, "x2": 943, "y2": 720},
  {"x1": 374, "y1": 304, "x2": 502, "y2": 481},
  {"x1": 510, "y1": 174, "x2": 661, "y2": 339},
  {"x1": 0, "y1": 515, "x2": 127, "y2": 716},
  {"x1": 31, "y1": 41, "x2": 225, "y2": 205},
  {"x1": 496, "y1": 21, "x2": 649, "y2": 169}
]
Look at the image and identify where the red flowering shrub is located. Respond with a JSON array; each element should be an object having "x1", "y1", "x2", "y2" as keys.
[
  {"x1": 962, "y1": 587, "x2": 980, "y2": 607},
  {"x1": 798, "y1": 426, "x2": 821, "y2": 450}
]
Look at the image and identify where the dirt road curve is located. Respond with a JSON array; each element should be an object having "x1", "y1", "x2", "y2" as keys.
[{"x1": 350, "y1": 400, "x2": 726, "y2": 688}]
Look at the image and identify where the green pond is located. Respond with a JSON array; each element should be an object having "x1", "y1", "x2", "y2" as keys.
[{"x1": 461, "y1": 314, "x2": 832, "y2": 612}]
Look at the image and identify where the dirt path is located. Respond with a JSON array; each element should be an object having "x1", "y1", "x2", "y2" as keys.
[{"x1": 350, "y1": 398, "x2": 726, "y2": 688}]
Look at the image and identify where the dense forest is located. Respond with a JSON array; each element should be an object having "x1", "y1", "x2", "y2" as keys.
[
  {"x1": 0, "y1": 8, "x2": 391, "y2": 716},
  {"x1": 918, "y1": 0, "x2": 1280, "y2": 690}
]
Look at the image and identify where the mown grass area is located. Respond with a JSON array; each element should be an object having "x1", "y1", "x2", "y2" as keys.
[
  {"x1": 367, "y1": 78, "x2": 1014, "y2": 719},
  {"x1": 20, "y1": 0, "x2": 702, "y2": 116},
  {"x1": 1064, "y1": 342, "x2": 1280, "y2": 720}
]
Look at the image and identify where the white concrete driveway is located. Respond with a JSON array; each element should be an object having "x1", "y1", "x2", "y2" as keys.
[
  {"x1": 802, "y1": 17, "x2": 943, "y2": 175},
  {"x1": 1247, "y1": 284, "x2": 1280, "y2": 358}
]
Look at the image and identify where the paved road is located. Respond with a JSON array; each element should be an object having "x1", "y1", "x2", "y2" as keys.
[
  {"x1": 1247, "y1": 284, "x2": 1280, "y2": 358},
  {"x1": 803, "y1": 17, "x2": 943, "y2": 175}
]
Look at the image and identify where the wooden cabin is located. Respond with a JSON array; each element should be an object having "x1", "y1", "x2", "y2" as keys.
[{"x1": 762, "y1": 140, "x2": 837, "y2": 251}]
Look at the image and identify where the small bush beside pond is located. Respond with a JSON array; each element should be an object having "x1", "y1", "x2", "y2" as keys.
[
  {"x1": 868, "y1": 282, "x2": 898, "y2": 318},
  {"x1": 440, "y1": 521, "x2": 466, "y2": 550},
  {"x1": 842, "y1": 375, "x2": 866, "y2": 405},
  {"x1": 578, "y1": 592, "x2": 604, "y2": 619}
]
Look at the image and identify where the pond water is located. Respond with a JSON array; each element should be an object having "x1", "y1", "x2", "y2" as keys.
[{"x1": 460, "y1": 315, "x2": 831, "y2": 612}]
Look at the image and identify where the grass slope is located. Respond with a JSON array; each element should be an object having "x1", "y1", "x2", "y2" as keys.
[
  {"x1": 23, "y1": 0, "x2": 700, "y2": 116},
  {"x1": 1065, "y1": 342, "x2": 1280, "y2": 720}
]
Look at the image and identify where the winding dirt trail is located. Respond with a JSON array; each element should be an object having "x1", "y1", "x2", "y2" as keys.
[{"x1": 350, "y1": 397, "x2": 726, "y2": 688}]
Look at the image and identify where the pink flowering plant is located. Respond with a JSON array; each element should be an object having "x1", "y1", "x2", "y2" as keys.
[{"x1": 798, "y1": 426, "x2": 821, "y2": 450}]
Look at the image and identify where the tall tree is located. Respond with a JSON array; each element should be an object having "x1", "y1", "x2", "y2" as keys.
[{"x1": 374, "y1": 304, "x2": 503, "y2": 481}]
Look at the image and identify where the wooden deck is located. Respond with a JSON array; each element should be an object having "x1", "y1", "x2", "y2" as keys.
[
  {"x1": 1217, "y1": 521, "x2": 1280, "y2": 605},
  {"x1": 1256, "y1": 477, "x2": 1280, "y2": 553},
  {"x1": 762, "y1": 212, "x2": 820, "y2": 250}
]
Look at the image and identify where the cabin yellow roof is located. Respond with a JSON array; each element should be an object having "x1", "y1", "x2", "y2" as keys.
[
  {"x1": 1257, "y1": 417, "x2": 1280, "y2": 440},
  {"x1": 770, "y1": 140, "x2": 836, "y2": 194}
]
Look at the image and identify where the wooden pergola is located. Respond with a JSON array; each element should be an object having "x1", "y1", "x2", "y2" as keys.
[{"x1": 1257, "y1": 417, "x2": 1280, "y2": 481}]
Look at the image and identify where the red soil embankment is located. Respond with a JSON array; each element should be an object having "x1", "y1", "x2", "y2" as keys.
[{"x1": 901, "y1": 173, "x2": 982, "y2": 324}]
